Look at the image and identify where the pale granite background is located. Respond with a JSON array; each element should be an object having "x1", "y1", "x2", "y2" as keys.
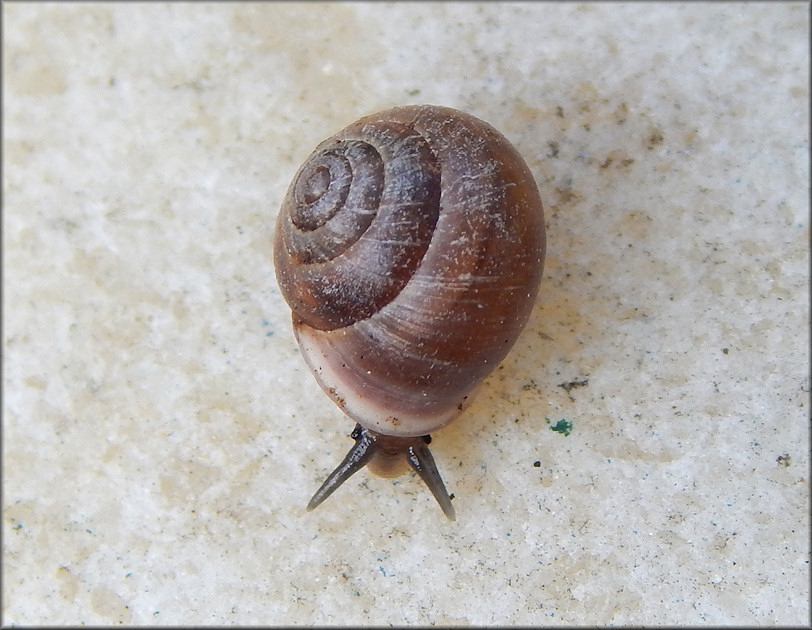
[{"x1": 3, "y1": 2, "x2": 809, "y2": 626}]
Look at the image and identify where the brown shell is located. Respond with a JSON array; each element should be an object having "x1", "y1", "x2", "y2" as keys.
[{"x1": 274, "y1": 105, "x2": 545, "y2": 437}]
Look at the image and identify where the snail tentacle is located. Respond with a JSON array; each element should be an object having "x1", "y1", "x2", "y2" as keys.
[
  {"x1": 306, "y1": 425, "x2": 456, "y2": 520},
  {"x1": 406, "y1": 439, "x2": 456, "y2": 521},
  {"x1": 306, "y1": 424, "x2": 375, "y2": 512}
]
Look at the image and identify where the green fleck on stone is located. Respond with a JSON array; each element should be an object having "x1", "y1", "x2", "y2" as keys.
[{"x1": 550, "y1": 419, "x2": 572, "y2": 437}]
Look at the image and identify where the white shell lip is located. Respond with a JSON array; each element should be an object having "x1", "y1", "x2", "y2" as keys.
[{"x1": 294, "y1": 322, "x2": 474, "y2": 437}]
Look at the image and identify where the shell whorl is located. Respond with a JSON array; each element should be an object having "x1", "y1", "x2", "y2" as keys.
[
  {"x1": 274, "y1": 105, "x2": 546, "y2": 437},
  {"x1": 274, "y1": 121, "x2": 441, "y2": 330}
]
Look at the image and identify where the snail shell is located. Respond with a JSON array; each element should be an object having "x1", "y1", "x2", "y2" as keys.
[{"x1": 274, "y1": 105, "x2": 545, "y2": 519}]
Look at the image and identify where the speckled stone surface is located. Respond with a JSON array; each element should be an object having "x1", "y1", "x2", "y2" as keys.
[{"x1": 3, "y1": 2, "x2": 809, "y2": 625}]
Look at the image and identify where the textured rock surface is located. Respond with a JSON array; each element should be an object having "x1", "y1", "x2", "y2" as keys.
[{"x1": 3, "y1": 2, "x2": 808, "y2": 625}]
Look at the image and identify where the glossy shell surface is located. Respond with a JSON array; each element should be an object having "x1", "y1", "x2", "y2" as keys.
[{"x1": 274, "y1": 105, "x2": 545, "y2": 437}]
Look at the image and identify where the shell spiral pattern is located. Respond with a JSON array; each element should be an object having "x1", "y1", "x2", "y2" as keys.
[
  {"x1": 276, "y1": 120, "x2": 441, "y2": 330},
  {"x1": 274, "y1": 105, "x2": 546, "y2": 438}
]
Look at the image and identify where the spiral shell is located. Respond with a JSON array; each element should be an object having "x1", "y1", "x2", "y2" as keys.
[{"x1": 274, "y1": 105, "x2": 545, "y2": 438}]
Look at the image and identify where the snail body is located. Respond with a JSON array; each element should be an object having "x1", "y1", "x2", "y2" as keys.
[{"x1": 273, "y1": 105, "x2": 545, "y2": 520}]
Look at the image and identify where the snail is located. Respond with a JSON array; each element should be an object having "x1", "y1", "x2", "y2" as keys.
[{"x1": 273, "y1": 104, "x2": 546, "y2": 520}]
